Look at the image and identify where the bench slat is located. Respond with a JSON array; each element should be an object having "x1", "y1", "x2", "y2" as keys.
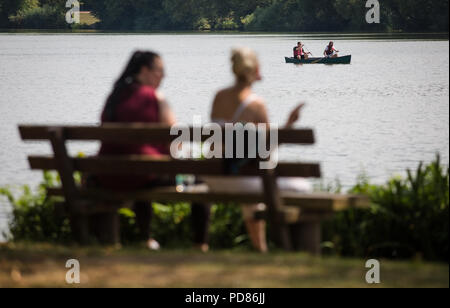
[
  {"x1": 28, "y1": 156, "x2": 322, "y2": 178},
  {"x1": 19, "y1": 125, "x2": 315, "y2": 145},
  {"x1": 46, "y1": 187, "x2": 368, "y2": 212}
]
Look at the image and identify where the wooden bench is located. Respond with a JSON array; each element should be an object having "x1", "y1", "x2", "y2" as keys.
[{"x1": 18, "y1": 124, "x2": 368, "y2": 254}]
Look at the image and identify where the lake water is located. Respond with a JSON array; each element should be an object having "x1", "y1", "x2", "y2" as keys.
[{"x1": 0, "y1": 33, "x2": 449, "y2": 241}]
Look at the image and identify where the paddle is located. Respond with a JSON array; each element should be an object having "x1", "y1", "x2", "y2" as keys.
[{"x1": 303, "y1": 45, "x2": 314, "y2": 57}]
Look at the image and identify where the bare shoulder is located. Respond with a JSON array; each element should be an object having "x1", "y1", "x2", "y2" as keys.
[
  {"x1": 248, "y1": 96, "x2": 267, "y2": 112},
  {"x1": 247, "y1": 96, "x2": 269, "y2": 123},
  {"x1": 155, "y1": 90, "x2": 166, "y2": 102},
  {"x1": 215, "y1": 87, "x2": 232, "y2": 100},
  {"x1": 212, "y1": 87, "x2": 232, "y2": 107}
]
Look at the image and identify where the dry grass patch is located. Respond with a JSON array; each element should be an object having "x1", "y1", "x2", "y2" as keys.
[{"x1": 0, "y1": 243, "x2": 448, "y2": 288}]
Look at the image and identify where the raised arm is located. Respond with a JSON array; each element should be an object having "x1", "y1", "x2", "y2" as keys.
[{"x1": 285, "y1": 103, "x2": 305, "y2": 128}]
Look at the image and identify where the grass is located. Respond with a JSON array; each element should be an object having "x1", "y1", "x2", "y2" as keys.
[{"x1": 0, "y1": 243, "x2": 448, "y2": 288}]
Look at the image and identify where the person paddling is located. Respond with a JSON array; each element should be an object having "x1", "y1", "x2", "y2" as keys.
[
  {"x1": 293, "y1": 42, "x2": 311, "y2": 60},
  {"x1": 324, "y1": 41, "x2": 339, "y2": 58}
]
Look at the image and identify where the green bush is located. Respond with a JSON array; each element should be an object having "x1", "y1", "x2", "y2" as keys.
[
  {"x1": 118, "y1": 203, "x2": 193, "y2": 248},
  {"x1": 0, "y1": 172, "x2": 71, "y2": 243},
  {"x1": 1, "y1": 171, "x2": 250, "y2": 249},
  {"x1": 0, "y1": 0, "x2": 35, "y2": 27},
  {"x1": 119, "y1": 202, "x2": 247, "y2": 248},
  {"x1": 10, "y1": 4, "x2": 67, "y2": 29},
  {"x1": 214, "y1": 16, "x2": 239, "y2": 30},
  {"x1": 194, "y1": 17, "x2": 211, "y2": 31},
  {"x1": 323, "y1": 155, "x2": 449, "y2": 262},
  {"x1": 1, "y1": 156, "x2": 448, "y2": 261}
]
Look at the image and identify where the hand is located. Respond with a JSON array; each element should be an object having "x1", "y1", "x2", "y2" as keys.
[{"x1": 286, "y1": 103, "x2": 305, "y2": 128}]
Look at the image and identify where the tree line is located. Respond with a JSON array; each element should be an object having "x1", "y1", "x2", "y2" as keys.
[{"x1": 1, "y1": 0, "x2": 448, "y2": 32}]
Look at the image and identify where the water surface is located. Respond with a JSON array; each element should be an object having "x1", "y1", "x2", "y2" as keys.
[{"x1": 0, "y1": 33, "x2": 448, "y2": 240}]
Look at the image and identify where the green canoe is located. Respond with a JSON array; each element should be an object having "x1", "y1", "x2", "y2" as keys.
[{"x1": 285, "y1": 55, "x2": 352, "y2": 64}]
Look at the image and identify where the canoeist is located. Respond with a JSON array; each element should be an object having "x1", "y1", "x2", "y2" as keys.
[
  {"x1": 324, "y1": 41, "x2": 339, "y2": 58},
  {"x1": 293, "y1": 42, "x2": 311, "y2": 60}
]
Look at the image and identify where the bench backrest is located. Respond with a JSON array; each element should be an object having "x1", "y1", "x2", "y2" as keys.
[
  {"x1": 19, "y1": 124, "x2": 321, "y2": 178},
  {"x1": 19, "y1": 124, "x2": 321, "y2": 250}
]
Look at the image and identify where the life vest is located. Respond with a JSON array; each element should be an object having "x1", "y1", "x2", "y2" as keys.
[{"x1": 294, "y1": 47, "x2": 304, "y2": 57}]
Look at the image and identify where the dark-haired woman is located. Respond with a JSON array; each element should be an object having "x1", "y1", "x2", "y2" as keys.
[{"x1": 99, "y1": 51, "x2": 211, "y2": 252}]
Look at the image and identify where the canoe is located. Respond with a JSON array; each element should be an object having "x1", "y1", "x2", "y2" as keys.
[{"x1": 285, "y1": 55, "x2": 352, "y2": 64}]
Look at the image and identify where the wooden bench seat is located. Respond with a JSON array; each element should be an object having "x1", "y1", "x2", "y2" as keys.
[
  {"x1": 45, "y1": 186, "x2": 367, "y2": 213},
  {"x1": 18, "y1": 124, "x2": 369, "y2": 254}
]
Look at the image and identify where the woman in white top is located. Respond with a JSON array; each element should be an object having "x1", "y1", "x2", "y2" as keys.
[{"x1": 206, "y1": 47, "x2": 311, "y2": 253}]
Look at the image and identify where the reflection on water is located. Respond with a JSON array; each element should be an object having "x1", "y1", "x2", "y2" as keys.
[{"x1": 0, "y1": 33, "x2": 449, "y2": 239}]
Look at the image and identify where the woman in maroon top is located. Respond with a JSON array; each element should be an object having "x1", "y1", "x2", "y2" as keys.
[{"x1": 99, "y1": 51, "x2": 210, "y2": 252}]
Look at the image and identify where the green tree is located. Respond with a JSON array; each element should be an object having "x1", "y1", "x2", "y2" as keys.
[
  {"x1": 85, "y1": 0, "x2": 166, "y2": 30},
  {"x1": 8, "y1": 0, "x2": 67, "y2": 29},
  {"x1": 246, "y1": 0, "x2": 448, "y2": 32},
  {"x1": 162, "y1": 0, "x2": 203, "y2": 29},
  {"x1": 387, "y1": 0, "x2": 449, "y2": 31},
  {"x1": 0, "y1": 0, "x2": 25, "y2": 27},
  {"x1": 134, "y1": 0, "x2": 171, "y2": 30},
  {"x1": 3, "y1": 0, "x2": 448, "y2": 32}
]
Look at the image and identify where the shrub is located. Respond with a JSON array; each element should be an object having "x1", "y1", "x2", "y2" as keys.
[
  {"x1": 1, "y1": 171, "x2": 250, "y2": 249},
  {"x1": 10, "y1": 4, "x2": 67, "y2": 29},
  {"x1": 121, "y1": 202, "x2": 248, "y2": 249},
  {"x1": 323, "y1": 155, "x2": 449, "y2": 261},
  {"x1": 0, "y1": 172, "x2": 71, "y2": 243},
  {"x1": 214, "y1": 16, "x2": 239, "y2": 30},
  {"x1": 194, "y1": 17, "x2": 211, "y2": 31},
  {"x1": 1, "y1": 156, "x2": 448, "y2": 261}
]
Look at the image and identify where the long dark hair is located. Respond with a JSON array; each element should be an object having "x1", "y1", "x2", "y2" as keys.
[{"x1": 103, "y1": 51, "x2": 160, "y2": 122}]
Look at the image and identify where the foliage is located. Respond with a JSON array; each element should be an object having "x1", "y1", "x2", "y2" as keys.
[
  {"x1": 323, "y1": 155, "x2": 449, "y2": 261},
  {"x1": 1, "y1": 156, "x2": 448, "y2": 261},
  {"x1": 1, "y1": 0, "x2": 85, "y2": 29},
  {"x1": 0, "y1": 0, "x2": 27, "y2": 27},
  {"x1": 0, "y1": 0, "x2": 447, "y2": 31},
  {"x1": 119, "y1": 201, "x2": 248, "y2": 249},
  {"x1": 245, "y1": 0, "x2": 449, "y2": 32},
  {"x1": 10, "y1": 3, "x2": 67, "y2": 29},
  {"x1": 0, "y1": 171, "x2": 250, "y2": 249},
  {"x1": 84, "y1": 0, "x2": 448, "y2": 32},
  {"x1": 0, "y1": 172, "x2": 71, "y2": 243}
]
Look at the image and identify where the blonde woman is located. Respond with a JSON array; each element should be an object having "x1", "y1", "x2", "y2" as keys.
[{"x1": 205, "y1": 47, "x2": 312, "y2": 252}]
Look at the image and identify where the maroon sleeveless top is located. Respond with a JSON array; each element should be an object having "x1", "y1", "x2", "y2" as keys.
[{"x1": 98, "y1": 85, "x2": 169, "y2": 189}]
